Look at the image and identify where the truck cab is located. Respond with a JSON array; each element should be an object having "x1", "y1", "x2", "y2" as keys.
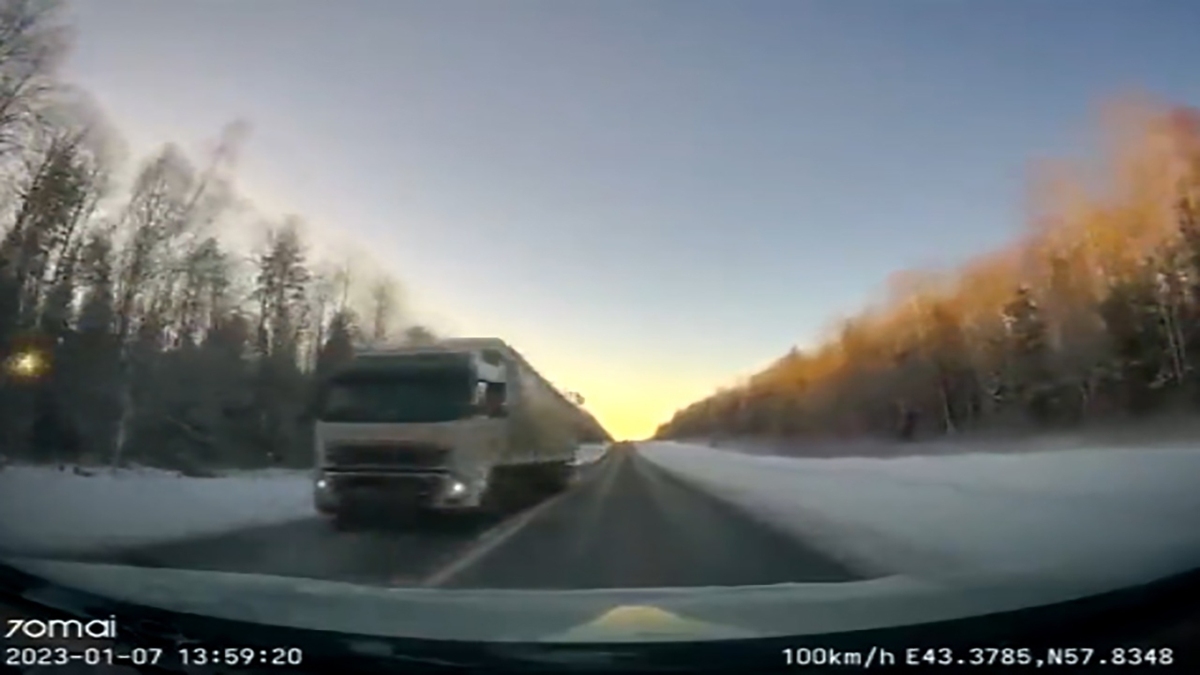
[
  {"x1": 312, "y1": 347, "x2": 510, "y2": 527},
  {"x1": 312, "y1": 338, "x2": 604, "y2": 529}
]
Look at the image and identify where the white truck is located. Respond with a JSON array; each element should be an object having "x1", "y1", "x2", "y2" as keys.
[{"x1": 311, "y1": 337, "x2": 610, "y2": 528}]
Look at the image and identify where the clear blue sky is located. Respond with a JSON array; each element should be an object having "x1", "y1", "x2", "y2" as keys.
[{"x1": 63, "y1": 0, "x2": 1200, "y2": 439}]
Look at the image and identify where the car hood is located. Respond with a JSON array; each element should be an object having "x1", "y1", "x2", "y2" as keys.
[{"x1": 5, "y1": 555, "x2": 1196, "y2": 643}]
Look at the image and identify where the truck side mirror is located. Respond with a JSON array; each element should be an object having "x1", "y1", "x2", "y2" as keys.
[{"x1": 482, "y1": 381, "x2": 508, "y2": 418}]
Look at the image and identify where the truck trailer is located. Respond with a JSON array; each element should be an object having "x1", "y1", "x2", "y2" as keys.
[{"x1": 311, "y1": 337, "x2": 610, "y2": 528}]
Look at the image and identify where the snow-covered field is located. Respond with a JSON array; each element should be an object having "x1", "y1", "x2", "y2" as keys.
[
  {"x1": 640, "y1": 440, "x2": 1200, "y2": 584},
  {"x1": 0, "y1": 446, "x2": 611, "y2": 556},
  {"x1": 0, "y1": 464, "x2": 313, "y2": 556}
]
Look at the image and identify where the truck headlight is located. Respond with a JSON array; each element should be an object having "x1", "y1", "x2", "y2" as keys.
[{"x1": 446, "y1": 479, "x2": 467, "y2": 497}]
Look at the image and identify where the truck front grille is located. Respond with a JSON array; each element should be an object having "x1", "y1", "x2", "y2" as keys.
[
  {"x1": 326, "y1": 442, "x2": 449, "y2": 470},
  {"x1": 335, "y1": 474, "x2": 441, "y2": 497}
]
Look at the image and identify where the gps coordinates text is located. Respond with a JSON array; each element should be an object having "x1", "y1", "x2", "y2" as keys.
[
  {"x1": 783, "y1": 646, "x2": 1177, "y2": 668},
  {"x1": 905, "y1": 647, "x2": 1175, "y2": 668}
]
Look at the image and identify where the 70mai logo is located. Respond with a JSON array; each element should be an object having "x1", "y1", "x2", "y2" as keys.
[{"x1": 5, "y1": 617, "x2": 118, "y2": 640}]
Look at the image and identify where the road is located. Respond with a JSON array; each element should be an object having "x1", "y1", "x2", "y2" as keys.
[{"x1": 53, "y1": 447, "x2": 859, "y2": 589}]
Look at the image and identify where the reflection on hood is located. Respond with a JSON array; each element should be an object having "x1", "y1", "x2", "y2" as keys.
[{"x1": 549, "y1": 605, "x2": 757, "y2": 642}]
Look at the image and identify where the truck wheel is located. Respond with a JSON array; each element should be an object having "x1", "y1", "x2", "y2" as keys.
[
  {"x1": 478, "y1": 472, "x2": 510, "y2": 520},
  {"x1": 478, "y1": 484, "x2": 500, "y2": 517},
  {"x1": 331, "y1": 507, "x2": 358, "y2": 531},
  {"x1": 542, "y1": 462, "x2": 572, "y2": 495}
]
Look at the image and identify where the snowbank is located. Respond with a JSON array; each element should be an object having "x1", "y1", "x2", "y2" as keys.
[
  {"x1": 576, "y1": 443, "x2": 608, "y2": 466},
  {"x1": 0, "y1": 444, "x2": 609, "y2": 557},
  {"x1": 639, "y1": 441, "x2": 1200, "y2": 583},
  {"x1": 0, "y1": 464, "x2": 314, "y2": 556}
]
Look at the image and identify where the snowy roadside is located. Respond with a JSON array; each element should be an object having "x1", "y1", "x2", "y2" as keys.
[
  {"x1": 639, "y1": 440, "x2": 1200, "y2": 585},
  {"x1": 0, "y1": 463, "x2": 314, "y2": 556},
  {"x1": 681, "y1": 435, "x2": 1130, "y2": 460},
  {"x1": 575, "y1": 443, "x2": 608, "y2": 466},
  {"x1": 683, "y1": 418, "x2": 1200, "y2": 459},
  {"x1": 0, "y1": 443, "x2": 609, "y2": 558}
]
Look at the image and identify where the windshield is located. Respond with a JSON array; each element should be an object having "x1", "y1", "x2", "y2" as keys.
[
  {"x1": 4, "y1": 0, "x2": 1200, "y2": 660},
  {"x1": 319, "y1": 370, "x2": 474, "y2": 424}
]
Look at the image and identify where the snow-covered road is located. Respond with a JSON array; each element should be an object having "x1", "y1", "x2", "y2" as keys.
[{"x1": 3, "y1": 438, "x2": 1199, "y2": 592}]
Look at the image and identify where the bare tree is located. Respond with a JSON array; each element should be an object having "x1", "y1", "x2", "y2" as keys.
[
  {"x1": 0, "y1": 0, "x2": 71, "y2": 158},
  {"x1": 403, "y1": 324, "x2": 437, "y2": 346},
  {"x1": 0, "y1": 7, "x2": 428, "y2": 472},
  {"x1": 367, "y1": 275, "x2": 398, "y2": 347}
]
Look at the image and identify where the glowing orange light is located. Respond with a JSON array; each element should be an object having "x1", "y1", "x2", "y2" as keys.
[{"x1": 5, "y1": 350, "x2": 46, "y2": 379}]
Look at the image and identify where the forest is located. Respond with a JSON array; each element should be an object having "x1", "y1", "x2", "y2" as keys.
[
  {"x1": 657, "y1": 101, "x2": 1200, "y2": 445},
  {"x1": 0, "y1": 1, "x2": 436, "y2": 472},
  {"x1": 10, "y1": 1, "x2": 1200, "y2": 464}
]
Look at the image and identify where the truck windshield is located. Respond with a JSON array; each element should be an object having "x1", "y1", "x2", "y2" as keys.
[{"x1": 318, "y1": 368, "x2": 475, "y2": 424}]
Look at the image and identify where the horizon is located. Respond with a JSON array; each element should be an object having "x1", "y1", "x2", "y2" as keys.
[{"x1": 61, "y1": 0, "x2": 1200, "y2": 439}]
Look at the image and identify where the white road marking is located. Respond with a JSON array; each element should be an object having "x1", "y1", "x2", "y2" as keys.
[{"x1": 418, "y1": 459, "x2": 613, "y2": 588}]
